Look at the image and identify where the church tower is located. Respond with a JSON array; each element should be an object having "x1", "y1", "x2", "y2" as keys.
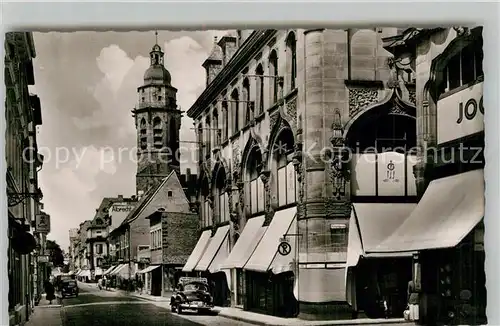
[{"x1": 133, "y1": 33, "x2": 181, "y2": 196}]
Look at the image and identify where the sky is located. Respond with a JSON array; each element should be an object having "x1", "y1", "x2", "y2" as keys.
[{"x1": 31, "y1": 30, "x2": 228, "y2": 251}]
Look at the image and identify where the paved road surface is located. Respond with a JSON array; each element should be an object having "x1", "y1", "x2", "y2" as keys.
[{"x1": 61, "y1": 283, "x2": 254, "y2": 326}]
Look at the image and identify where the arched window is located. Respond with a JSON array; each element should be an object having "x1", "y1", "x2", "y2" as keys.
[
  {"x1": 214, "y1": 167, "x2": 229, "y2": 223},
  {"x1": 286, "y1": 32, "x2": 297, "y2": 91},
  {"x1": 222, "y1": 100, "x2": 229, "y2": 141},
  {"x1": 140, "y1": 118, "x2": 147, "y2": 150},
  {"x1": 255, "y1": 64, "x2": 264, "y2": 114},
  {"x1": 242, "y1": 78, "x2": 252, "y2": 125},
  {"x1": 269, "y1": 50, "x2": 279, "y2": 104},
  {"x1": 346, "y1": 111, "x2": 416, "y2": 154},
  {"x1": 230, "y1": 89, "x2": 239, "y2": 134},
  {"x1": 272, "y1": 128, "x2": 297, "y2": 207},
  {"x1": 245, "y1": 147, "x2": 265, "y2": 215},
  {"x1": 200, "y1": 177, "x2": 211, "y2": 227},
  {"x1": 153, "y1": 117, "x2": 162, "y2": 149}
]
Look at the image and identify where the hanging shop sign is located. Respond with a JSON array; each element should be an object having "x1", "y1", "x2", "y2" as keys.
[
  {"x1": 35, "y1": 213, "x2": 51, "y2": 234},
  {"x1": 437, "y1": 81, "x2": 484, "y2": 145}
]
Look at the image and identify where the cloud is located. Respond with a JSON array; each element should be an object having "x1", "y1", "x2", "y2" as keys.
[{"x1": 33, "y1": 30, "x2": 222, "y2": 250}]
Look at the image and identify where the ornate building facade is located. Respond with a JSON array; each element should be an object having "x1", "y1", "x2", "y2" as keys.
[
  {"x1": 184, "y1": 28, "x2": 419, "y2": 320},
  {"x1": 5, "y1": 32, "x2": 46, "y2": 325},
  {"x1": 367, "y1": 26, "x2": 486, "y2": 325}
]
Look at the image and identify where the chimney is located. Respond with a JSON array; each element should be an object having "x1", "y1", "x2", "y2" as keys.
[
  {"x1": 202, "y1": 36, "x2": 223, "y2": 86},
  {"x1": 118, "y1": 194, "x2": 123, "y2": 200},
  {"x1": 218, "y1": 33, "x2": 238, "y2": 66}
]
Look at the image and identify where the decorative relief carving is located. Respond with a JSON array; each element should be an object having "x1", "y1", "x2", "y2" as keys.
[
  {"x1": 349, "y1": 89, "x2": 379, "y2": 117},
  {"x1": 408, "y1": 89, "x2": 416, "y2": 105}
]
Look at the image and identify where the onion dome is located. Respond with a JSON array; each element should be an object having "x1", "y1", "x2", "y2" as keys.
[{"x1": 144, "y1": 43, "x2": 171, "y2": 85}]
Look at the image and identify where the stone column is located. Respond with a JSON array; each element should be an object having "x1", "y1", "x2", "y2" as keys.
[{"x1": 298, "y1": 29, "x2": 350, "y2": 320}]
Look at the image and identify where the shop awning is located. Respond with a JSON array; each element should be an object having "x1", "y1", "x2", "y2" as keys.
[
  {"x1": 194, "y1": 225, "x2": 230, "y2": 273},
  {"x1": 347, "y1": 203, "x2": 417, "y2": 268},
  {"x1": 137, "y1": 265, "x2": 161, "y2": 274},
  {"x1": 220, "y1": 215, "x2": 267, "y2": 270},
  {"x1": 182, "y1": 230, "x2": 212, "y2": 272},
  {"x1": 103, "y1": 265, "x2": 117, "y2": 276},
  {"x1": 369, "y1": 169, "x2": 484, "y2": 254},
  {"x1": 110, "y1": 264, "x2": 130, "y2": 278},
  {"x1": 79, "y1": 270, "x2": 91, "y2": 277},
  {"x1": 244, "y1": 207, "x2": 297, "y2": 273}
]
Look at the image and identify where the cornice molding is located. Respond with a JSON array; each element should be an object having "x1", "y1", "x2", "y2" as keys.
[{"x1": 187, "y1": 30, "x2": 277, "y2": 119}]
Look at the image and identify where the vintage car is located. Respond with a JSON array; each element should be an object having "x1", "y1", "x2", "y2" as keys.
[
  {"x1": 61, "y1": 279, "x2": 79, "y2": 298},
  {"x1": 170, "y1": 277, "x2": 213, "y2": 314}
]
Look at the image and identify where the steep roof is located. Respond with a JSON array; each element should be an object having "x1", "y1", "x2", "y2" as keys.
[{"x1": 120, "y1": 171, "x2": 190, "y2": 227}]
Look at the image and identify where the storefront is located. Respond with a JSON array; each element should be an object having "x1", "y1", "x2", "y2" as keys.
[
  {"x1": 220, "y1": 215, "x2": 267, "y2": 308},
  {"x1": 346, "y1": 203, "x2": 416, "y2": 318},
  {"x1": 243, "y1": 207, "x2": 298, "y2": 318},
  {"x1": 193, "y1": 225, "x2": 231, "y2": 307},
  {"x1": 137, "y1": 264, "x2": 161, "y2": 296}
]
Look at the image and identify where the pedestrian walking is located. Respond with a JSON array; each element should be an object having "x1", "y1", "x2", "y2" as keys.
[
  {"x1": 44, "y1": 279, "x2": 55, "y2": 304},
  {"x1": 98, "y1": 277, "x2": 102, "y2": 290},
  {"x1": 407, "y1": 279, "x2": 420, "y2": 321}
]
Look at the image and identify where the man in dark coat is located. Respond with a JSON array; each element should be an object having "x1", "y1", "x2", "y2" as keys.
[{"x1": 44, "y1": 279, "x2": 55, "y2": 304}]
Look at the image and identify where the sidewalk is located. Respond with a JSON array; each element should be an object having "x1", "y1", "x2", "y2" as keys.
[
  {"x1": 25, "y1": 294, "x2": 63, "y2": 326},
  {"x1": 215, "y1": 307, "x2": 413, "y2": 326}
]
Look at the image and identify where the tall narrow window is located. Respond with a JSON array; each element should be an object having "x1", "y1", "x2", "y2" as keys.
[
  {"x1": 197, "y1": 124, "x2": 203, "y2": 162},
  {"x1": 273, "y1": 128, "x2": 297, "y2": 208},
  {"x1": 205, "y1": 115, "x2": 211, "y2": 155},
  {"x1": 230, "y1": 89, "x2": 239, "y2": 134},
  {"x1": 255, "y1": 64, "x2": 264, "y2": 114},
  {"x1": 222, "y1": 100, "x2": 229, "y2": 140},
  {"x1": 243, "y1": 78, "x2": 252, "y2": 125},
  {"x1": 140, "y1": 118, "x2": 147, "y2": 150},
  {"x1": 153, "y1": 117, "x2": 162, "y2": 149},
  {"x1": 214, "y1": 167, "x2": 228, "y2": 223},
  {"x1": 269, "y1": 50, "x2": 279, "y2": 104},
  {"x1": 201, "y1": 177, "x2": 210, "y2": 227},
  {"x1": 246, "y1": 147, "x2": 264, "y2": 215},
  {"x1": 169, "y1": 119, "x2": 178, "y2": 159},
  {"x1": 213, "y1": 109, "x2": 220, "y2": 146},
  {"x1": 286, "y1": 32, "x2": 297, "y2": 91}
]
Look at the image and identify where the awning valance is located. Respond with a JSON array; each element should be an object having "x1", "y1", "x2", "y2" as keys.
[
  {"x1": 137, "y1": 265, "x2": 161, "y2": 274},
  {"x1": 347, "y1": 203, "x2": 417, "y2": 268},
  {"x1": 182, "y1": 230, "x2": 212, "y2": 272},
  {"x1": 220, "y1": 215, "x2": 266, "y2": 270},
  {"x1": 369, "y1": 169, "x2": 484, "y2": 253},
  {"x1": 244, "y1": 207, "x2": 297, "y2": 273},
  {"x1": 294, "y1": 267, "x2": 347, "y2": 303},
  {"x1": 194, "y1": 225, "x2": 230, "y2": 273}
]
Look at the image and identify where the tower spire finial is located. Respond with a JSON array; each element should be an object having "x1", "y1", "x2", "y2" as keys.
[{"x1": 155, "y1": 30, "x2": 158, "y2": 45}]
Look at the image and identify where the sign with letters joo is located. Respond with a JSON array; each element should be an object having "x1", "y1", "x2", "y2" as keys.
[
  {"x1": 437, "y1": 81, "x2": 484, "y2": 145},
  {"x1": 35, "y1": 213, "x2": 51, "y2": 233}
]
